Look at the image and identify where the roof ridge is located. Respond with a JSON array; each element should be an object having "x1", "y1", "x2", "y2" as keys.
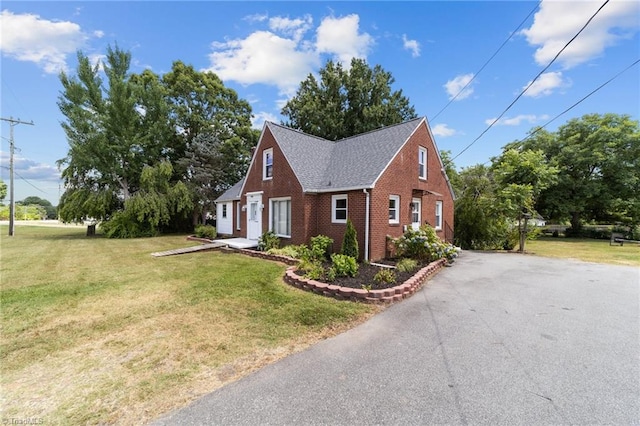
[
  {"x1": 265, "y1": 121, "x2": 332, "y2": 143},
  {"x1": 266, "y1": 117, "x2": 425, "y2": 143},
  {"x1": 336, "y1": 117, "x2": 424, "y2": 143}
]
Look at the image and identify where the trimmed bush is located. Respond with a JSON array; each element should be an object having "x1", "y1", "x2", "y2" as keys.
[
  {"x1": 341, "y1": 219, "x2": 359, "y2": 259},
  {"x1": 310, "y1": 234, "x2": 333, "y2": 261},
  {"x1": 393, "y1": 225, "x2": 458, "y2": 262},
  {"x1": 331, "y1": 254, "x2": 358, "y2": 278},
  {"x1": 194, "y1": 224, "x2": 217, "y2": 239},
  {"x1": 373, "y1": 268, "x2": 396, "y2": 285}
]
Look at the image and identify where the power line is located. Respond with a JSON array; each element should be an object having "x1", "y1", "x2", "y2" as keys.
[
  {"x1": 0, "y1": 165, "x2": 49, "y2": 195},
  {"x1": 1, "y1": 116, "x2": 35, "y2": 236},
  {"x1": 477, "y1": 57, "x2": 639, "y2": 167},
  {"x1": 431, "y1": 1, "x2": 541, "y2": 122},
  {"x1": 515, "y1": 57, "x2": 640, "y2": 144},
  {"x1": 452, "y1": 0, "x2": 611, "y2": 161}
]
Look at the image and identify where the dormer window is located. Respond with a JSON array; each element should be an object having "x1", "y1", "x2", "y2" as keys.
[{"x1": 263, "y1": 148, "x2": 273, "y2": 180}]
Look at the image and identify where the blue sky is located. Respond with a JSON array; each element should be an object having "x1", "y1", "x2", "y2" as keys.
[{"x1": 1, "y1": 1, "x2": 639, "y2": 205}]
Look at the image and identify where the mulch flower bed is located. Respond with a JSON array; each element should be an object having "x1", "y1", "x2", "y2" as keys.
[{"x1": 295, "y1": 260, "x2": 432, "y2": 290}]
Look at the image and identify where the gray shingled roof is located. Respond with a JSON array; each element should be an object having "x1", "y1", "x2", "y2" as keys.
[
  {"x1": 266, "y1": 117, "x2": 425, "y2": 192},
  {"x1": 215, "y1": 177, "x2": 245, "y2": 202}
]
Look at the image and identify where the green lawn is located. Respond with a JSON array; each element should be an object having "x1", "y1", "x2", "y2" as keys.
[
  {"x1": 0, "y1": 225, "x2": 376, "y2": 425},
  {"x1": 526, "y1": 236, "x2": 640, "y2": 266}
]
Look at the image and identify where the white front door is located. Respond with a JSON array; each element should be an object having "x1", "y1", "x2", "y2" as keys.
[
  {"x1": 411, "y1": 198, "x2": 421, "y2": 230},
  {"x1": 246, "y1": 193, "x2": 262, "y2": 240}
]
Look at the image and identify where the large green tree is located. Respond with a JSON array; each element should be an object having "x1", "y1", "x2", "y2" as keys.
[
  {"x1": 20, "y1": 196, "x2": 57, "y2": 219},
  {"x1": 57, "y1": 46, "x2": 173, "y2": 224},
  {"x1": 454, "y1": 164, "x2": 510, "y2": 250},
  {"x1": 177, "y1": 133, "x2": 228, "y2": 224},
  {"x1": 281, "y1": 59, "x2": 417, "y2": 140},
  {"x1": 57, "y1": 48, "x2": 257, "y2": 233},
  {"x1": 162, "y1": 61, "x2": 258, "y2": 223},
  {"x1": 509, "y1": 113, "x2": 640, "y2": 231},
  {"x1": 100, "y1": 161, "x2": 192, "y2": 237},
  {"x1": 491, "y1": 148, "x2": 558, "y2": 219}
]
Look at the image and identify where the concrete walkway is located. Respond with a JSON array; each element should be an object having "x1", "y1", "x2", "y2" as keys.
[{"x1": 154, "y1": 252, "x2": 640, "y2": 425}]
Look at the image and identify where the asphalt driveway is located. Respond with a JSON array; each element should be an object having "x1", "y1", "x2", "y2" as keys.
[{"x1": 154, "y1": 252, "x2": 640, "y2": 425}]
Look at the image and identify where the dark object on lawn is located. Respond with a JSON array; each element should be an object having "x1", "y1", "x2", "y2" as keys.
[{"x1": 610, "y1": 232, "x2": 640, "y2": 246}]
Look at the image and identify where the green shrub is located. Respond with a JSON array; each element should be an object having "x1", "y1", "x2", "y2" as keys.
[
  {"x1": 267, "y1": 245, "x2": 303, "y2": 258},
  {"x1": 194, "y1": 224, "x2": 217, "y2": 239},
  {"x1": 331, "y1": 254, "x2": 358, "y2": 278},
  {"x1": 393, "y1": 225, "x2": 458, "y2": 262},
  {"x1": 325, "y1": 267, "x2": 337, "y2": 282},
  {"x1": 298, "y1": 259, "x2": 325, "y2": 281},
  {"x1": 258, "y1": 230, "x2": 280, "y2": 251},
  {"x1": 396, "y1": 258, "x2": 418, "y2": 273},
  {"x1": 341, "y1": 219, "x2": 359, "y2": 259},
  {"x1": 310, "y1": 234, "x2": 333, "y2": 261},
  {"x1": 373, "y1": 268, "x2": 396, "y2": 285}
]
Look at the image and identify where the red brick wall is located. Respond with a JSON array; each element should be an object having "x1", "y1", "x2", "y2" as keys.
[
  {"x1": 369, "y1": 122, "x2": 455, "y2": 260},
  {"x1": 238, "y1": 121, "x2": 454, "y2": 260},
  {"x1": 315, "y1": 191, "x2": 367, "y2": 259},
  {"x1": 241, "y1": 127, "x2": 310, "y2": 246}
]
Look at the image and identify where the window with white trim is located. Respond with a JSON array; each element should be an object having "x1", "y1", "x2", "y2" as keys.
[
  {"x1": 222, "y1": 204, "x2": 227, "y2": 219},
  {"x1": 263, "y1": 148, "x2": 273, "y2": 180},
  {"x1": 389, "y1": 195, "x2": 400, "y2": 224},
  {"x1": 435, "y1": 201, "x2": 443, "y2": 230},
  {"x1": 418, "y1": 146, "x2": 427, "y2": 180},
  {"x1": 332, "y1": 194, "x2": 348, "y2": 224},
  {"x1": 270, "y1": 197, "x2": 291, "y2": 237}
]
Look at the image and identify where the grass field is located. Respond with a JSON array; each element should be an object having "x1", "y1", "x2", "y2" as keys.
[
  {"x1": 526, "y1": 236, "x2": 640, "y2": 266},
  {"x1": 0, "y1": 225, "x2": 377, "y2": 425}
]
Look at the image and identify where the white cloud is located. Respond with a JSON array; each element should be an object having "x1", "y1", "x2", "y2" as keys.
[
  {"x1": 523, "y1": 71, "x2": 571, "y2": 97},
  {"x1": 251, "y1": 111, "x2": 279, "y2": 129},
  {"x1": 0, "y1": 10, "x2": 101, "y2": 73},
  {"x1": 206, "y1": 13, "x2": 374, "y2": 96},
  {"x1": 431, "y1": 123, "x2": 456, "y2": 137},
  {"x1": 0, "y1": 152, "x2": 61, "y2": 182},
  {"x1": 269, "y1": 15, "x2": 313, "y2": 42},
  {"x1": 402, "y1": 34, "x2": 420, "y2": 58},
  {"x1": 444, "y1": 73, "x2": 475, "y2": 100},
  {"x1": 93, "y1": 30, "x2": 104, "y2": 38},
  {"x1": 316, "y1": 14, "x2": 374, "y2": 65},
  {"x1": 485, "y1": 114, "x2": 550, "y2": 126},
  {"x1": 521, "y1": 0, "x2": 640, "y2": 68},
  {"x1": 244, "y1": 13, "x2": 269, "y2": 24},
  {"x1": 207, "y1": 31, "x2": 319, "y2": 96}
]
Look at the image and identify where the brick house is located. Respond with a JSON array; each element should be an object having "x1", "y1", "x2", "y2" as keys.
[{"x1": 215, "y1": 117, "x2": 455, "y2": 261}]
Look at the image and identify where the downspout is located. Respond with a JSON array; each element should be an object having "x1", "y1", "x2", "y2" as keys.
[{"x1": 363, "y1": 188, "x2": 370, "y2": 262}]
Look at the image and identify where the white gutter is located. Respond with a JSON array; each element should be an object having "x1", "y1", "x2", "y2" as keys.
[{"x1": 363, "y1": 188, "x2": 370, "y2": 262}]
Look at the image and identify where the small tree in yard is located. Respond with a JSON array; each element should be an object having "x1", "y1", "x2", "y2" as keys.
[{"x1": 341, "y1": 219, "x2": 359, "y2": 259}]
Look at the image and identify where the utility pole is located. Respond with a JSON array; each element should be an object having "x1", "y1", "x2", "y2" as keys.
[{"x1": 1, "y1": 116, "x2": 34, "y2": 236}]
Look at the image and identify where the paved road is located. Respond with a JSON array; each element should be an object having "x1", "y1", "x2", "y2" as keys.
[{"x1": 154, "y1": 252, "x2": 640, "y2": 425}]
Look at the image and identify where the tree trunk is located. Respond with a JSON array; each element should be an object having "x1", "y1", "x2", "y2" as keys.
[{"x1": 570, "y1": 211, "x2": 582, "y2": 232}]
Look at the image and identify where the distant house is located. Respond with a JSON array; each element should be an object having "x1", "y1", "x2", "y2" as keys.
[
  {"x1": 215, "y1": 117, "x2": 455, "y2": 261},
  {"x1": 530, "y1": 213, "x2": 546, "y2": 227}
]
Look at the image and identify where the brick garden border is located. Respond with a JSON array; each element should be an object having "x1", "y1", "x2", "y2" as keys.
[
  {"x1": 237, "y1": 248, "x2": 447, "y2": 304},
  {"x1": 185, "y1": 238, "x2": 448, "y2": 304}
]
